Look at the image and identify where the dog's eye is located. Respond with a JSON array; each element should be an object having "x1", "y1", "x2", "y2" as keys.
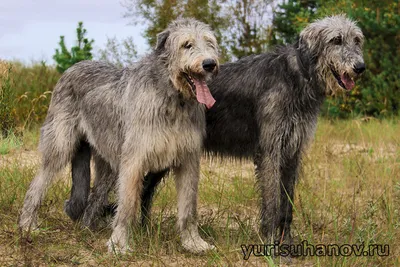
[
  {"x1": 354, "y1": 37, "x2": 361, "y2": 45},
  {"x1": 207, "y1": 41, "x2": 215, "y2": 48},
  {"x1": 332, "y1": 36, "x2": 342, "y2": 45},
  {"x1": 184, "y1": 42, "x2": 192, "y2": 49}
]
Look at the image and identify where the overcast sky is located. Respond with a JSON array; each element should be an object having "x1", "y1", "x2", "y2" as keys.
[{"x1": 0, "y1": 0, "x2": 148, "y2": 64}]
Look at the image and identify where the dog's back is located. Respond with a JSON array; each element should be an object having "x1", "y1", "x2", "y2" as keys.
[{"x1": 204, "y1": 45, "x2": 319, "y2": 159}]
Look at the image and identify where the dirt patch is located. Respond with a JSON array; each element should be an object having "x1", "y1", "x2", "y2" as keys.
[
  {"x1": 326, "y1": 142, "x2": 397, "y2": 160},
  {"x1": 0, "y1": 150, "x2": 40, "y2": 168}
]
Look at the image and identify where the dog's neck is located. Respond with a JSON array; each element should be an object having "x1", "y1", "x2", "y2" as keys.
[
  {"x1": 292, "y1": 42, "x2": 326, "y2": 110},
  {"x1": 294, "y1": 40, "x2": 314, "y2": 81},
  {"x1": 295, "y1": 48, "x2": 310, "y2": 80},
  {"x1": 295, "y1": 41, "x2": 327, "y2": 99}
]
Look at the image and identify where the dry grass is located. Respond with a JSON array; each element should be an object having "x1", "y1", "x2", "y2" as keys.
[
  {"x1": 0, "y1": 119, "x2": 399, "y2": 266},
  {"x1": 0, "y1": 61, "x2": 60, "y2": 132},
  {"x1": 0, "y1": 60, "x2": 9, "y2": 79}
]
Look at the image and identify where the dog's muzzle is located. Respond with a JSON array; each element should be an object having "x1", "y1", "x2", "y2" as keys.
[{"x1": 331, "y1": 61, "x2": 365, "y2": 91}]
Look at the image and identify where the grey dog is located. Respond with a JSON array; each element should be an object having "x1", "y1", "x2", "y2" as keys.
[
  {"x1": 18, "y1": 18, "x2": 220, "y2": 254},
  {"x1": 66, "y1": 15, "x2": 365, "y2": 243}
]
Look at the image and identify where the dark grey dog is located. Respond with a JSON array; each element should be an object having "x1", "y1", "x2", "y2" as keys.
[
  {"x1": 66, "y1": 15, "x2": 365, "y2": 243},
  {"x1": 18, "y1": 18, "x2": 219, "y2": 254}
]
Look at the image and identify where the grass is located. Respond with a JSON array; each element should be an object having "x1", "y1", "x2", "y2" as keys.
[
  {"x1": 0, "y1": 118, "x2": 399, "y2": 266},
  {"x1": 0, "y1": 61, "x2": 59, "y2": 134},
  {"x1": 0, "y1": 132, "x2": 22, "y2": 155}
]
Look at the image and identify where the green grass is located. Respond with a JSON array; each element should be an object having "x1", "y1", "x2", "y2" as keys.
[
  {"x1": 0, "y1": 119, "x2": 399, "y2": 266},
  {"x1": 0, "y1": 132, "x2": 22, "y2": 155}
]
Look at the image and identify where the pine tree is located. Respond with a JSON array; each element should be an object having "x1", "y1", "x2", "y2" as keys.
[
  {"x1": 53, "y1": 22, "x2": 94, "y2": 73},
  {"x1": 270, "y1": 0, "x2": 318, "y2": 45}
]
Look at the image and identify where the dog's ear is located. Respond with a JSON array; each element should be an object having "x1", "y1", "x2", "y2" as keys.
[
  {"x1": 299, "y1": 29, "x2": 323, "y2": 61},
  {"x1": 155, "y1": 30, "x2": 170, "y2": 52}
]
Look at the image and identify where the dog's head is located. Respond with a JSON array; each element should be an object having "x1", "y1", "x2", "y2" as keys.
[
  {"x1": 156, "y1": 18, "x2": 220, "y2": 109},
  {"x1": 299, "y1": 14, "x2": 365, "y2": 94}
]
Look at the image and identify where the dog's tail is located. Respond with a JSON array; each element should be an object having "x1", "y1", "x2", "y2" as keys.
[{"x1": 64, "y1": 140, "x2": 91, "y2": 221}]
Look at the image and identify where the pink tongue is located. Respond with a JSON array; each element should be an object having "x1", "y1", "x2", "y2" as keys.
[
  {"x1": 341, "y1": 74, "x2": 355, "y2": 90},
  {"x1": 193, "y1": 79, "x2": 216, "y2": 109}
]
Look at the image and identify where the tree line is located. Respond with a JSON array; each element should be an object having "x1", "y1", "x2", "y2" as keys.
[
  {"x1": 121, "y1": 0, "x2": 399, "y2": 118},
  {"x1": 1, "y1": 0, "x2": 398, "y2": 137}
]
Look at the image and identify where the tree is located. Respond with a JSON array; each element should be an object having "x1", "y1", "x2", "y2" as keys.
[
  {"x1": 123, "y1": 0, "x2": 231, "y2": 60},
  {"x1": 227, "y1": 0, "x2": 273, "y2": 58},
  {"x1": 53, "y1": 22, "x2": 94, "y2": 73},
  {"x1": 122, "y1": 0, "x2": 275, "y2": 61},
  {"x1": 270, "y1": 0, "x2": 318, "y2": 45},
  {"x1": 97, "y1": 36, "x2": 138, "y2": 67}
]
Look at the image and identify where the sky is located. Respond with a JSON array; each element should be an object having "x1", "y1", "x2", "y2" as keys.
[{"x1": 0, "y1": 0, "x2": 148, "y2": 64}]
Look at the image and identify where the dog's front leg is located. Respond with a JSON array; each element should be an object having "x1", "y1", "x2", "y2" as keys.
[
  {"x1": 278, "y1": 149, "x2": 301, "y2": 244},
  {"x1": 254, "y1": 145, "x2": 281, "y2": 244},
  {"x1": 173, "y1": 152, "x2": 214, "y2": 253},
  {"x1": 107, "y1": 158, "x2": 144, "y2": 254}
]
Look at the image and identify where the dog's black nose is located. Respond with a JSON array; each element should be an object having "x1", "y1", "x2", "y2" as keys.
[
  {"x1": 354, "y1": 62, "x2": 366, "y2": 74},
  {"x1": 202, "y1": 59, "x2": 217, "y2": 72}
]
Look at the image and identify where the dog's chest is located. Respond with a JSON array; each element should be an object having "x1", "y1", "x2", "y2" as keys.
[{"x1": 144, "y1": 105, "x2": 205, "y2": 170}]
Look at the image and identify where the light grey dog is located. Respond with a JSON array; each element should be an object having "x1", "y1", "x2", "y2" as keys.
[
  {"x1": 18, "y1": 18, "x2": 220, "y2": 254},
  {"x1": 65, "y1": 15, "x2": 365, "y2": 246}
]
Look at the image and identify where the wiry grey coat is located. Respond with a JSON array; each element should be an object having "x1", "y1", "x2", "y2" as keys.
[
  {"x1": 65, "y1": 15, "x2": 365, "y2": 244},
  {"x1": 141, "y1": 14, "x2": 365, "y2": 242}
]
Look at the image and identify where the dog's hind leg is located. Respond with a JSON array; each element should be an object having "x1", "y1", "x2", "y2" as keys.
[
  {"x1": 140, "y1": 169, "x2": 169, "y2": 226},
  {"x1": 174, "y1": 153, "x2": 214, "y2": 253},
  {"x1": 81, "y1": 153, "x2": 117, "y2": 229},
  {"x1": 19, "y1": 114, "x2": 78, "y2": 232},
  {"x1": 64, "y1": 140, "x2": 91, "y2": 221}
]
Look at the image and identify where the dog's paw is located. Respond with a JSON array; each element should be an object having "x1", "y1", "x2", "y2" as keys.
[
  {"x1": 64, "y1": 199, "x2": 85, "y2": 221},
  {"x1": 107, "y1": 227, "x2": 131, "y2": 254},
  {"x1": 182, "y1": 236, "x2": 215, "y2": 253},
  {"x1": 107, "y1": 238, "x2": 132, "y2": 254},
  {"x1": 19, "y1": 214, "x2": 38, "y2": 233},
  {"x1": 180, "y1": 224, "x2": 215, "y2": 253}
]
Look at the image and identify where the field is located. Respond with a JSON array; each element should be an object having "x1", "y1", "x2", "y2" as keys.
[{"x1": 0, "y1": 119, "x2": 399, "y2": 266}]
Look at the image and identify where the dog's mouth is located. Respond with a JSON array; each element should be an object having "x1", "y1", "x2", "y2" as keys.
[
  {"x1": 183, "y1": 73, "x2": 196, "y2": 95},
  {"x1": 330, "y1": 67, "x2": 355, "y2": 91},
  {"x1": 183, "y1": 72, "x2": 216, "y2": 109}
]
